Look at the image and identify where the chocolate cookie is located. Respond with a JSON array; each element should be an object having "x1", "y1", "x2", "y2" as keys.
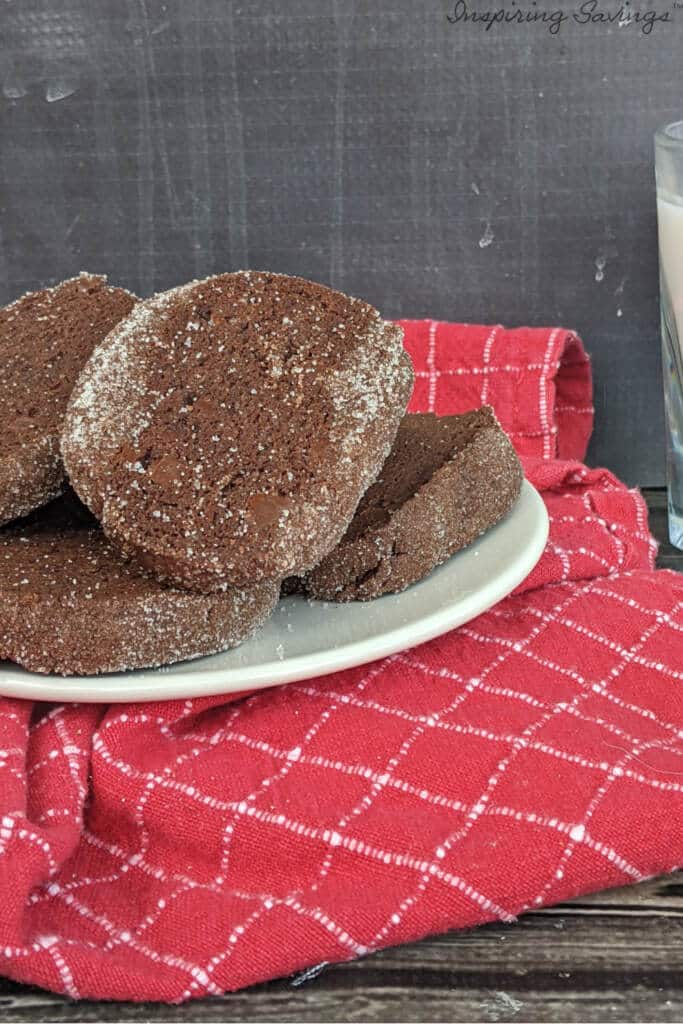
[
  {"x1": 62, "y1": 271, "x2": 413, "y2": 590},
  {"x1": 0, "y1": 519, "x2": 279, "y2": 676},
  {"x1": 302, "y1": 408, "x2": 523, "y2": 601},
  {"x1": 0, "y1": 273, "x2": 136, "y2": 526}
]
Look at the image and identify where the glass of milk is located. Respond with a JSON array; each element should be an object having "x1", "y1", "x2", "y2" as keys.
[{"x1": 655, "y1": 121, "x2": 683, "y2": 549}]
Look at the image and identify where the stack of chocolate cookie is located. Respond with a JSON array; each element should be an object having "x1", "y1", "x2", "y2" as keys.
[{"x1": 0, "y1": 271, "x2": 522, "y2": 676}]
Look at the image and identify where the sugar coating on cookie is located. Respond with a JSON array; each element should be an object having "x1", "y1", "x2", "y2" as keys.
[
  {"x1": 0, "y1": 273, "x2": 136, "y2": 526},
  {"x1": 0, "y1": 520, "x2": 279, "y2": 676},
  {"x1": 302, "y1": 408, "x2": 524, "y2": 601},
  {"x1": 62, "y1": 271, "x2": 413, "y2": 589}
]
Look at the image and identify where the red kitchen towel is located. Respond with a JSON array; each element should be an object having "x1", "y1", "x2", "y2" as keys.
[{"x1": 1, "y1": 321, "x2": 682, "y2": 1003}]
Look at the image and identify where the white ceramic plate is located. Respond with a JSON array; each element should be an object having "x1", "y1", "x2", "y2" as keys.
[{"x1": 0, "y1": 480, "x2": 548, "y2": 703}]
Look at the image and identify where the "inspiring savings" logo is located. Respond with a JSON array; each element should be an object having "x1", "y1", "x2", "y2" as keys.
[{"x1": 446, "y1": 0, "x2": 675, "y2": 34}]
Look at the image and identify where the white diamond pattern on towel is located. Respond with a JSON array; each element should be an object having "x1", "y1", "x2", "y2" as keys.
[
  {"x1": 1, "y1": 565, "x2": 682, "y2": 998},
  {"x1": 2, "y1": 322, "x2": 683, "y2": 1003}
]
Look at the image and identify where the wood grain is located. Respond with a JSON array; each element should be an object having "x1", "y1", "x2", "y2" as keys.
[{"x1": 1, "y1": 489, "x2": 681, "y2": 1022}]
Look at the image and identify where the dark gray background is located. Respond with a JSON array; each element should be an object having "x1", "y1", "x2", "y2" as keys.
[{"x1": 1, "y1": 0, "x2": 680, "y2": 484}]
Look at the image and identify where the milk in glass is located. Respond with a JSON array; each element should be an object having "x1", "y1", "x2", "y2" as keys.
[{"x1": 656, "y1": 157, "x2": 683, "y2": 547}]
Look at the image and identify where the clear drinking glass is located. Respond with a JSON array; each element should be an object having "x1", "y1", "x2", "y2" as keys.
[{"x1": 655, "y1": 121, "x2": 683, "y2": 549}]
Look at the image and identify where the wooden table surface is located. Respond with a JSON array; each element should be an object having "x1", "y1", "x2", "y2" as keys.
[{"x1": 1, "y1": 489, "x2": 681, "y2": 1023}]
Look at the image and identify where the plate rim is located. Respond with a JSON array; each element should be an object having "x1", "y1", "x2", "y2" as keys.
[{"x1": 0, "y1": 480, "x2": 549, "y2": 703}]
